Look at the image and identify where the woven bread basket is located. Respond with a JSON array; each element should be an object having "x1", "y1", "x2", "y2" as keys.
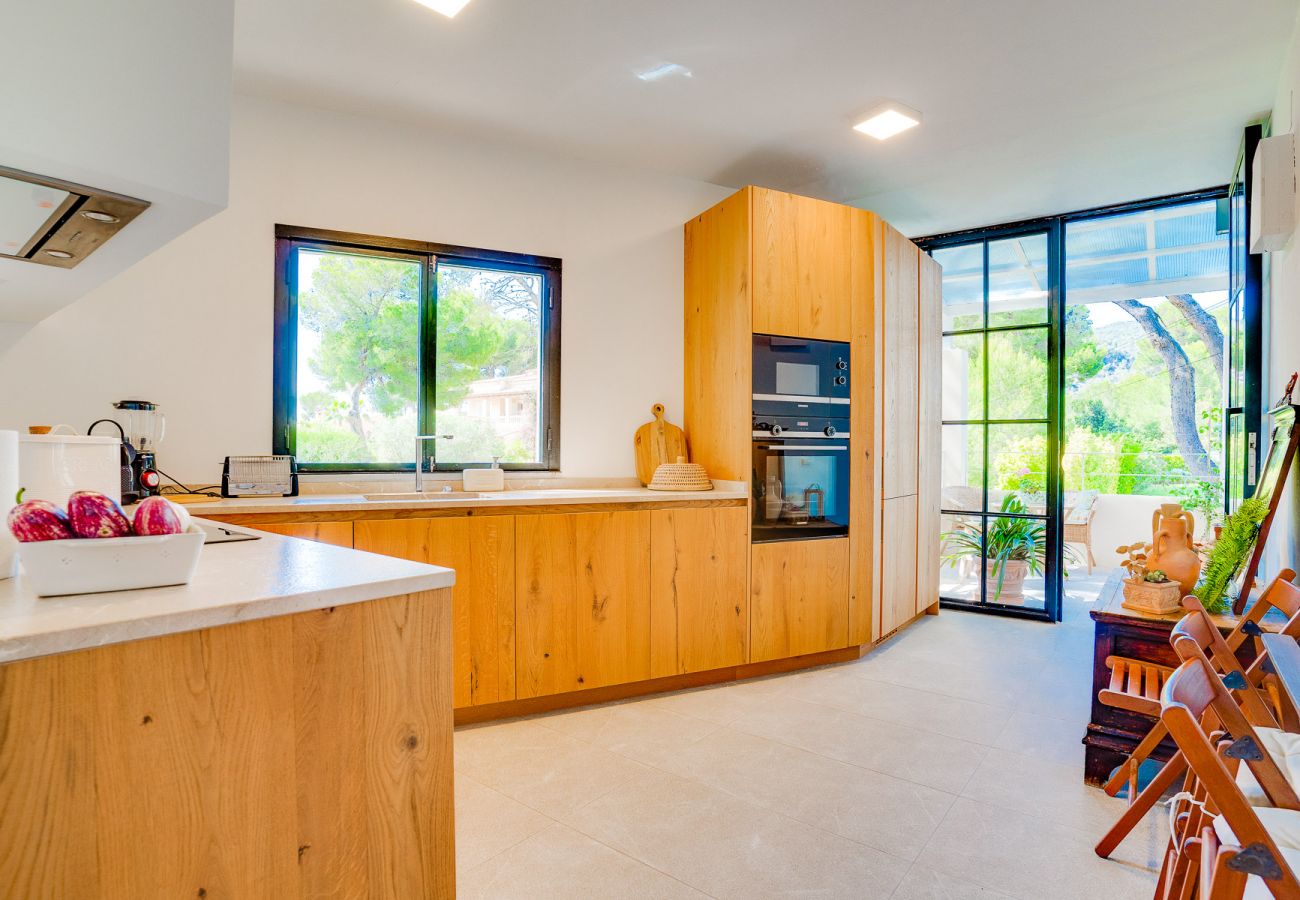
[{"x1": 647, "y1": 456, "x2": 713, "y2": 492}]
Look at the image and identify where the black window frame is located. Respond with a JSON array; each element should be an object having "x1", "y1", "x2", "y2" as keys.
[{"x1": 273, "y1": 224, "x2": 562, "y2": 473}]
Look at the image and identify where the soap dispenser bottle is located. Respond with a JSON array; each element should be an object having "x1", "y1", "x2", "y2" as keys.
[{"x1": 463, "y1": 456, "x2": 506, "y2": 492}]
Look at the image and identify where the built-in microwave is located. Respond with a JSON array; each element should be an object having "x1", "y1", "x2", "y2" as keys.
[{"x1": 752, "y1": 334, "x2": 849, "y2": 418}]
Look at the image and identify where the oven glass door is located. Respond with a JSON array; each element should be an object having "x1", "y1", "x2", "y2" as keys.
[{"x1": 752, "y1": 438, "x2": 849, "y2": 542}]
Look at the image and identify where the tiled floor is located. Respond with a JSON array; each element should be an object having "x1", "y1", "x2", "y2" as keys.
[{"x1": 453, "y1": 576, "x2": 1166, "y2": 899}]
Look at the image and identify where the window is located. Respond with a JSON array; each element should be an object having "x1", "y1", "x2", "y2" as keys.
[{"x1": 273, "y1": 225, "x2": 561, "y2": 472}]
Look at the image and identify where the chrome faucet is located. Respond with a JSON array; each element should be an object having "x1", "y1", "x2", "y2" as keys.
[{"x1": 414, "y1": 434, "x2": 454, "y2": 493}]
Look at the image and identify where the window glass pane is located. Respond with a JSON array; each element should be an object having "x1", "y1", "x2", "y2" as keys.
[
  {"x1": 987, "y1": 423, "x2": 1049, "y2": 511},
  {"x1": 987, "y1": 328, "x2": 1047, "y2": 421},
  {"x1": 933, "y1": 243, "x2": 983, "y2": 331},
  {"x1": 939, "y1": 513, "x2": 982, "y2": 602},
  {"x1": 295, "y1": 248, "x2": 421, "y2": 465},
  {"x1": 983, "y1": 512, "x2": 1048, "y2": 609},
  {"x1": 434, "y1": 263, "x2": 544, "y2": 464},
  {"x1": 941, "y1": 423, "x2": 983, "y2": 512},
  {"x1": 942, "y1": 333, "x2": 983, "y2": 421},
  {"x1": 988, "y1": 234, "x2": 1048, "y2": 327}
]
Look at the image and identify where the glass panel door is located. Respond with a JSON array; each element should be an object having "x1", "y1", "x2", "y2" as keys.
[{"x1": 932, "y1": 229, "x2": 1062, "y2": 620}]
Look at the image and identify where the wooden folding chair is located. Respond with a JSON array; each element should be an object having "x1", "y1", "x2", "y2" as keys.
[
  {"x1": 1157, "y1": 657, "x2": 1300, "y2": 900},
  {"x1": 1096, "y1": 572, "x2": 1300, "y2": 859}
]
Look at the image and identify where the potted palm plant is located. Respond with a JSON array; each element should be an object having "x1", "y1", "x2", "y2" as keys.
[{"x1": 941, "y1": 494, "x2": 1057, "y2": 603}]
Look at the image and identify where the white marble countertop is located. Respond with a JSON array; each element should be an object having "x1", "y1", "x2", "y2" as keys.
[
  {"x1": 0, "y1": 521, "x2": 454, "y2": 664},
  {"x1": 181, "y1": 482, "x2": 748, "y2": 516}
]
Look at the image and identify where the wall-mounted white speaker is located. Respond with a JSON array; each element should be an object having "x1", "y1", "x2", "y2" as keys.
[{"x1": 1250, "y1": 132, "x2": 1296, "y2": 253}]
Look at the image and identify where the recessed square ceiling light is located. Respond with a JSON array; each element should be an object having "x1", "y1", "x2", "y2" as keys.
[
  {"x1": 413, "y1": 0, "x2": 473, "y2": 18},
  {"x1": 853, "y1": 102, "x2": 922, "y2": 141}
]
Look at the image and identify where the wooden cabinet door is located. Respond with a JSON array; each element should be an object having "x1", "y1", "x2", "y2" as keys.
[
  {"x1": 751, "y1": 187, "x2": 852, "y2": 341},
  {"x1": 254, "y1": 521, "x2": 353, "y2": 547},
  {"x1": 355, "y1": 516, "x2": 515, "y2": 708},
  {"x1": 515, "y1": 511, "x2": 651, "y2": 699},
  {"x1": 750, "y1": 537, "x2": 849, "y2": 662},
  {"x1": 881, "y1": 496, "x2": 919, "y2": 635},
  {"x1": 882, "y1": 226, "x2": 920, "y2": 498},
  {"x1": 649, "y1": 507, "x2": 748, "y2": 677},
  {"x1": 916, "y1": 253, "x2": 943, "y2": 615}
]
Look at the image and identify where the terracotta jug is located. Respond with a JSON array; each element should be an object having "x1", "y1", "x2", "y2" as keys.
[{"x1": 1146, "y1": 502, "x2": 1201, "y2": 597}]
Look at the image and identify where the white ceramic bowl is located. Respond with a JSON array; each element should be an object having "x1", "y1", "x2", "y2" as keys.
[{"x1": 18, "y1": 527, "x2": 204, "y2": 597}]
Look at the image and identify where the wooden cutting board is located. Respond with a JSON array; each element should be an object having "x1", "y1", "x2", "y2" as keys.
[{"x1": 634, "y1": 403, "x2": 688, "y2": 486}]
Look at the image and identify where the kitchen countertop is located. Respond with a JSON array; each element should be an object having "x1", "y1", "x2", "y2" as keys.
[
  {"x1": 0, "y1": 520, "x2": 454, "y2": 664},
  {"x1": 181, "y1": 482, "x2": 748, "y2": 516}
]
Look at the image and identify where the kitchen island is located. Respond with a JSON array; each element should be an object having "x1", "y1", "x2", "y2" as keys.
[{"x1": 0, "y1": 524, "x2": 456, "y2": 899}]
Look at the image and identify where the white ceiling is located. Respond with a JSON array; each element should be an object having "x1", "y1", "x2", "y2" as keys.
[{"x1": 234, "y1": 0, "x2": 1298, "y2": 237}]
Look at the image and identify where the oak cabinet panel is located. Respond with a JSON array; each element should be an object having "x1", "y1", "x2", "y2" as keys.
[
  {"x1": 253, "y1": 521, "x2": 354, "y2": 547},
  {"x1": 881, "y1": 495, "x2": 920, "y2": 635},
  {"x1": 355, "y1": 517, "x2": 516, "y2": 708},
  {"x1": 751, "y1": 187, "x2": 852, "y2": 341},
  {"x1": 649, "y1": 507, "x2": 748, "y2": 677},
  {"x1": 750, "y1": 537, "x2": 849, "y2": 662},
  {"x1": 882, "y1": 225, "x2": 920, "y2": 498},
  {"x1": 916, "y1": 253, "x2": 943, "y2": 614},
  {"x1": 515, "y1": 511, "x2": 652, "y2": 699}
]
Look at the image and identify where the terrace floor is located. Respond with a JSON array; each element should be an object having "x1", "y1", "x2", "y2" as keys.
[{"x1": 453, "y1": 566, "x2": 1161, "y2": 899}]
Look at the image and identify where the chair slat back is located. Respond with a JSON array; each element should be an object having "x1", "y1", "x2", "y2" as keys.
[{"x1": 1171, "y1": 609, "x2": 1279, "y2": 727}]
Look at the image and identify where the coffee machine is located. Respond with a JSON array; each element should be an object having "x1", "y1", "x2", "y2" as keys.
[{"x1": 88, "y1": 400, "x2": 165, "y2": 503}]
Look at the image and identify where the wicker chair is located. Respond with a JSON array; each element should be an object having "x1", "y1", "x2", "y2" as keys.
[{"x1": 1063, "y1": 490, "x2": 1098, "y2": 574}]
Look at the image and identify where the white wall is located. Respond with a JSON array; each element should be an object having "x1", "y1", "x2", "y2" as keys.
[
  {"x1": 0, "y1": 94, "x2": 731, "y2": 482},
  {"x1": 1266, "y1": 14, "x2": 1300, "y2": 579},
  {"x1": 0, "y1": 0, "x2": 234, "y2": 333}
]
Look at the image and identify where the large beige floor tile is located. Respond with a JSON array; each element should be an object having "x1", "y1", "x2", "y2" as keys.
[
  {"x1": 454, "y1": 773, "x2": 554, "y2": 871},
  {"x1": 891, "y1": 866, "x2": 1015, "y2": 899},
  {"x1": 782, "y1": 666, "x2": 1015, "y2": 744},
  {"x1": 960, "y1": 747, "x2": 1130, "y2": 835},
  {"x1": 561, "y1": 767, "x2": 910, "y2": 899},
  {"x1": 915, "y1": 797, "x2": 1156, "y2": 900},
  {"x1": 458, "y1": 822, "x2": 708, "y2": 900},
  {"x1": 993, "y1": 708, "x2": 1088, "y2": 768},
  {"x1": 657, "y1": 726, "x2": 955, "y2": 860},
  {"x1": 455, "y1": 720, "x2": 649, "y2": 818},
  {"x1": 845, "y1": 646, "x2": 1032, "y2": 710},
  {"x1": 729, "y1": 692, "x2": 988, "y2": 793},
  {"x1": 535, "y1": 700, "x2": 720, "y2": 766},
  {"x1": 646, "y1": 681, "x2": 786, "y2": 725}
]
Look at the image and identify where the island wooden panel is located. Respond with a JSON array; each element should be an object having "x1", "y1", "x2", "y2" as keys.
[
  {"x1": 751, "y1": 187, "x2": 853, "y2": 341},
  {"x1": 0, "y1": 589, "x2": 454, "y2": 899},
  {"x1": 649, "y1": 506, "x2": 749, "y2": 677},
  {"x1": 356, "y1": 516, "x2": 516, "y2": 707},
  {"x1": 515, "y1": 510, "x2": 652, "y2": 698},
  {"x1": 916, "y1": 251, "x2": 943, "y2": 614},
  {"x1": 882, "y1": 225, "x2": 920, "y2": 498},
  {"x1": 750, "y1": 537, "x2": 850, "y2": 662},
  {"x1": 849, "y1": 208, "x2": 883, "y2": 645},
  {"x1": 881, "y1": 495, "x2": 920, "y2": 635},
  {"x1": 684, "y1": 187, "x2": 753, "y2": 481},
  {"x1": 253, "y1": 520, "x2": 354, "y2": 547}
]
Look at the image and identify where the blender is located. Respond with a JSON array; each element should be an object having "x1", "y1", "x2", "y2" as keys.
[{"x1": 112, "y1": 400, "x2": 165, "y2": 499}]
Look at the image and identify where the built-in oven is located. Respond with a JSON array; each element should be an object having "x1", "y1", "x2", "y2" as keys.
[
  {"x1": 752, "y1": 414, "x2": 850, "y2": 543},
  {"x1": 752, "y1": 334, "x2": 849, "y2": 418}
]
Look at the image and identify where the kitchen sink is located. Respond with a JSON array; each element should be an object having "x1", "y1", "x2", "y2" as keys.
[{"x1": 362, "y1": 491, "x2": 487, "y2": 501}]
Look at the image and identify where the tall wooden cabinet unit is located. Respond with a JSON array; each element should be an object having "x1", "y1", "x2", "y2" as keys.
[{"x1": 685, "y1": 186, "x2": 941, "y2": 651}]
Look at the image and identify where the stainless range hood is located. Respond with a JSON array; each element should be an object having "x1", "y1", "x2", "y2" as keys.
[{"x1": 0, "y1": 166, "x2": 149, "y2": 269}]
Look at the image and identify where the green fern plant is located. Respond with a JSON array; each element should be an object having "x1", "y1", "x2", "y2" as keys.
[{"x1": 1194, "y1": 497, "x2": 1269, "y2": 612}]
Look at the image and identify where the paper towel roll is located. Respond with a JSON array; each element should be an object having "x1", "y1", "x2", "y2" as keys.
[{"x1": 0, "y1": 430, "x2": 17, "y2": 580}]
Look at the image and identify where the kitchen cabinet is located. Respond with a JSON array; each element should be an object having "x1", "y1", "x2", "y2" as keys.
[
  {"x1": 751, "y1": 187, "x2": 853, "y2": 341},
  {"x1": 848, "y1": 208, "x2": 882, "y2": 645},
  {"x1": 253, "y1": 521, "x2": 354, "y2": 547},
  {"x1": 749, "y1": 537, "x2": 849, "y2": 662},
  {"x1": 882, "y1": 224, "x2": 920, "y2": 498},
  {"x1": 515, "y1": 510, "x2": 652, "y2": 699},
  {"x1": 916, "y1": 252, "x2": 944, "y2": 613},
  {"x1": 649, "y1": 507, "x2": 749, "y2": 677},
  {"x1": 881, "y1": 495, "x2": 920, "y2": 635},
  {"x1": 354, "y1": 517, "x2": 515, "y2": 708}
]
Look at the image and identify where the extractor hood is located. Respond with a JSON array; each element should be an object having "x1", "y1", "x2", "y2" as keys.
[{"x1": 0, "y1": 166, "x2": 149, "y2": 269}]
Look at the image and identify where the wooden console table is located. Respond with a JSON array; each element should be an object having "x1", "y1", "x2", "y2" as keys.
[{"x1": 1084, "y1": 570, "x2": 1282, "y2": 785}]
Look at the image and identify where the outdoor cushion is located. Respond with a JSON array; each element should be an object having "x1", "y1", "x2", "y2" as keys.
[
  {"x1": 1213, "y1": 809, "x2": 1300, "y2": 899},
  {"x1": 1237, "y1": 727, "x2": 1300, "y2": 807}
]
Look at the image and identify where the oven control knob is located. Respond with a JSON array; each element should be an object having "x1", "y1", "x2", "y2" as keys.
[
  {"x1": 823, "y1": 425, "x2": 837, "y2": 437},
  {"x1": 834, "y1": 375, "x2": 847, "y2": 386},
  {"x1": 836, "y1": 359, "x2": 848, "y2": 370},
  {"x1": 753, "y1": 420, "x2": 771, "y2": 431},
  {"x1": 771, "y1": 424, "x2": 784, "y2": 435}
]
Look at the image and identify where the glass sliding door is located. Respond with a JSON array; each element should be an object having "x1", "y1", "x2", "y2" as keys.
[{"x1": 930, "y1": 227, "x2": 1063, "y2": 620}]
